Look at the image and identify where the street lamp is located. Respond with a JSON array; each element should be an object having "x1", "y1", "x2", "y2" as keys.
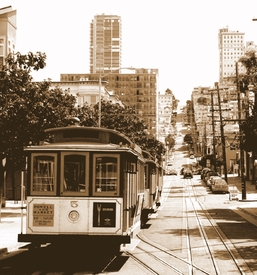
[{"x1": 98, "y1": 67, "x2": 135, "y2": 127}]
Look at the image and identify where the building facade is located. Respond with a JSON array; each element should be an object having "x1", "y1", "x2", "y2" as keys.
[
  {"x1": 0, "y1": 6, "x2": 16, "y2": 68},
  {"x1": 158, "y1": 91, "x2": 176, "y2": 143},
  {"x1": 218, "y1": 27, "x2": 245, "y2": 84},
  {"x1": 60, "y1": 68, "x2": 158, "y2": 136},
  {"x1": 50, "y1": 80, "x2": 120, "y2": 107},
  {"x1": 90, "y1": 14, "x2": 122, "y2": 74},
  {"x1": 191, "y1": 85, "x2": 242, "y2": 175}
]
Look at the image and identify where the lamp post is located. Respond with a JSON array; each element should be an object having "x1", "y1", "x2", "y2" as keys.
[{"x1": 98, "y1": 67, "x2": 135, "y2": 128}]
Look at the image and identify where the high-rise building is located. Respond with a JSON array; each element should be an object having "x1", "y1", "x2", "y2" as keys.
[
  {"x1": 158, "y1": 91, "x2": 176, "y2": 143},
  {"x1": 90, "y1": 14, "x2": 122, "y2": 74},
  {"x1": 0, "y1": 6, "x2": 16, "y2": 68},
  {"x1": 61, "y1": 68, "x2": 158, "y2": 136},
  {"x1": 218, "y1": 27, "x2": 245, "y2": 84}
]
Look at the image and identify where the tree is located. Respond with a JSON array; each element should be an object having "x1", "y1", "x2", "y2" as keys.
[
  {"x1": 77, "y1": 100, "x2": 165, "y2": 164},
  {"x1": 184, "y1": 133, "x2": 193, "y2": 144},
  {"x1": 0, "y1": 52, "x2": 165, "y2": 202},
  {"x1": 99, "y1": 100, "x2": 165, "y2": 164},
  {"x1": 165, "y1": 135, "x2": 175, "y2": 150},
  {"x1": 0, "y1": 52, "x2": 77, "y2": 201},
  {"x1": 238, "y1": 50, "x2": 257, "y2": 152},
  {"x1": 241, "y1": 109, "x2": 257, "y2": 152},
  {"x1": 238, "y1": 50, "x2": 257, "y2": 184},
  {"x1": 197, "y1": 97, "x2": 210, "y2": 105}
]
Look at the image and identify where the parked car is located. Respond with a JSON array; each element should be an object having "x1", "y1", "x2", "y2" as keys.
[
  {"x1": 211, "y1": 178, "x2": 229, "y2": 193},
  {"x1": 165, "y1": 162, "x2": 173, "y2": 175},
  {"x1": 183, "y1": 169, "x2": 193, "y2": 179},
  {"x1": 201, "y1": 168, "x2": 211, "y2": 180},
  {"x1": 207, "y1": 175, "x2": 222, "y2": 189},
  {"x1": 180, "y1": 167, "x2": 185, "y2": 175},
  {"x1": 166, "y1": 168, "x2": 177, "y2": 175},
  {"x1": 204, "y1": 171, "x2": 220, "y2": 184}
]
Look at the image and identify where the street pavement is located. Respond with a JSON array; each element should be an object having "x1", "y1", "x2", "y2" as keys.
[{"x1": 0, "y1": 175, "x2": 257, "y2": 257}]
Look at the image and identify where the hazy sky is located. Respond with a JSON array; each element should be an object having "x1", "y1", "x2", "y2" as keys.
[{"x1": 2, "y1": 0, "x2": 257, "y2": 105}]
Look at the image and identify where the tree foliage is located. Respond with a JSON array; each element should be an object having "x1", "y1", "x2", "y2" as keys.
[
  {"x1": 165, "y1": 134, "x2": 175, "y2": 150},
  {"x1": 0, "y1": 52, "x2": 77, "y2": 169},
  {"x1": 238, "y1": 51, "x2": 257, "y2": 152},
  {"x1": 197, "y1": 97, "x2": 210, "y2": 105},
  {"x1": 241, "y1": 108, "x2": 257, "y2": 152},
  {"x1": 0, "y1": 51, "x2": 165, "y2": 199},
  {"x1": 184, "y1": 134, "x2": 193, "y2": 144},
  {"x1": 78, "y1": 100, "x2": 165, "y2": 163}
]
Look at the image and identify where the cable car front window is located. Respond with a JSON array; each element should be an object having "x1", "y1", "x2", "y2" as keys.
[
  {"x1": 31, "y1": 154, "x2": 56, "y2": 195},
  {"x1": 60, "y1": 152, "x2": 89, "y2": 196},
  {"x1": 61, "y1": 153, "x2": 88, "y2": 196}
]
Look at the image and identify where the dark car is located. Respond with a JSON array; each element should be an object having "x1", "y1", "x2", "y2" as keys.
[
  {"x1": 180, "y1": 167, "x2": 185, "y2": 175},
  {"x1": 200, "y1": 168, "x2": 211, "y2": 180},
  {"x1": 183, "y1": 169, "x2": 193, "y2": 179}
]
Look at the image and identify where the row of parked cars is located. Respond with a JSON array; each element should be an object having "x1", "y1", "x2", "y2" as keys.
[{"x1": 201, "y1": 168, "x2": 229, "y2": 194}]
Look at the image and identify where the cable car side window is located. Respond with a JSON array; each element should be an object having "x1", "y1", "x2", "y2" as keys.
[
  {"x1": 31, "y1": 154, "x2": 56, "y2": 195},
  {"x1": 61, "y1": 153, "x2": 89, "y2": 196},
  {"x1": 93, "y1": 154, "x2": 119, "y2": 196}
]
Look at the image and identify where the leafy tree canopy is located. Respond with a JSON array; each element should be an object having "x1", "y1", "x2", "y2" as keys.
[
  {"x1": 77, "y1": 100, "x2": 165, "y2": 163},
  {"x1": 184, "y1": 133, "x2": 193, "y2": 144},
  {"x1": 238, "y1": 50, "x2": 257, "y2": 153},
  {"x1": 0, "y1": 52, "x2": 77, "y2": 167},
  {"x1": 0, "y1": 52, "x2": 165, "y2": 168},
  {"x1": 165, "y1": 134, "x2": 175, "y2": 150}
]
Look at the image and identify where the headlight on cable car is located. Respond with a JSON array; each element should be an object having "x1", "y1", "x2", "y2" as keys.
[{"x1": 68, "y1": 210, "x2": 80, "y2": 222}]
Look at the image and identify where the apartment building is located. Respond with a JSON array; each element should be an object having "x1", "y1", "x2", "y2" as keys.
[
  {"x1": 60, "y1": 68, "x2": 158, "y2": 136},
  {"x1": 90, "y1": 14, "x2": 122, "y2": 74},
  {"x1": 158, "y1": 91, "x2": 176, "y2": 143},
  {"x1": 59, "y1": 14, "x2": 158, "y2": 136},
  {"x1": 191, "y1": 85, "x2": 240, "y2": 174},
  {"x1": 218, "y1": 27, "x2": 245, "y2": 84}
]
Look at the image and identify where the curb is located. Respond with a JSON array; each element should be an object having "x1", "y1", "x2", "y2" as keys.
[
  {"x1": 0, "y1": 247, "x2": 8, "y2": 255},
  {"x1": 239, "y1": 200, "x2": 257, "y2": 202},
  {"x1": 238, "y1": 208, "x2": 257, "y2": 220}
]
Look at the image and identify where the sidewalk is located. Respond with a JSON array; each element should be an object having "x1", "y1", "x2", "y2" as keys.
[
  {"x1": 226, "y1": 175, "x2": 257, "y2": 222},
  {"x1": 227, "y1": 174, "x2": 257, "y2": 201},
  {"x1": 0, "y1": 201, "x2": 28, "y2": 255}
]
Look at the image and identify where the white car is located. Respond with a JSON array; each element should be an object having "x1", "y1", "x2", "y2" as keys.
[{"x1": 207, "y1": 175, "x2": 222, "y2": 188}]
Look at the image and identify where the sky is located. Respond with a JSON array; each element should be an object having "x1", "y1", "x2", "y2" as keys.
[{"x1": 2, "y1": 0, "x2": 257, "y2": 105}]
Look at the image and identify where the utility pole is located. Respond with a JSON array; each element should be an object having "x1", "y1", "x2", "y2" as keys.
[
  {"x1": 210, "y1": 90, "x2": 217, "y2": 171},
  {"x1": 236, "y1": 62, "x2": 246, "y2": 199},
  {"x1": 215, "y1": 83, "x2": 228, "y2": 183}
]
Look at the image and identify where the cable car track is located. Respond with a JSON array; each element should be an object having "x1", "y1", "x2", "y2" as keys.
[
  {"x1": 123, "y1": 177, "x2": 251, "y2": 275},
  {"x1": 184, "y1": 178, "x2": 249, "y2": 274}
]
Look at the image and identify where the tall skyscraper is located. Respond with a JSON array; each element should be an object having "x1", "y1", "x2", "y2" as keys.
[
  {"x1": 218, "y1": 27, "x2": 245, "y2": 84},
  {"x1": 90, "y1": 14, "x2": 122, "y2": 74}
]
